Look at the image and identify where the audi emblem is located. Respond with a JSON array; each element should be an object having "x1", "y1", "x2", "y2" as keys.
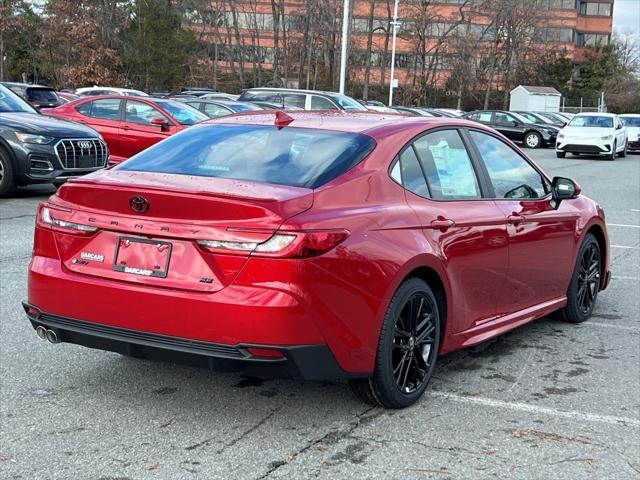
[
  {"x1": 77, "y1": 141, "x2": 92, "y2": 149},
  {"x1": 129, "y1": 196, "x2": 150, "y2": 213}
]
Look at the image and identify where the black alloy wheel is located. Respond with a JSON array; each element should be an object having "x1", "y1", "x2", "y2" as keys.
[
  {"x1": 557, "y1": 233, "x2": 601, "y2": 323},
  {"x1": 0, "y1": 147, "x2": 16, "y2": 197},
  {"x1": 350, "y1": 278, "x2": 440, "y2": 408}
]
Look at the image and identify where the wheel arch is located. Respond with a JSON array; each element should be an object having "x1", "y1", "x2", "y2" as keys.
[
  {"x1": 403, "y1": 265, "x2": 449, "y2": 348},
  {"x1": 585, "y1": 223, "x2": 608, "y2": 290}
]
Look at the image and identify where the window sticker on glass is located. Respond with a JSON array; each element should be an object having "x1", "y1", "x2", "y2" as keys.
[{"x1": 413, "y1": 131, "x2": 480, "y2": 200}]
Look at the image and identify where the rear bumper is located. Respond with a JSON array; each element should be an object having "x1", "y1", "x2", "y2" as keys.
[
  {"x1": 27, "y1": 255, "x2": 382, "y2": 376},
  {"x1": 23, "y1": 303, "x2": 359, "y2": 380}
]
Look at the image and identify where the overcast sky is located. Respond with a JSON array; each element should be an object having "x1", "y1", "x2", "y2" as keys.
[{"x1": 613, "y1": 0, "x2": 640, "y2": 35}]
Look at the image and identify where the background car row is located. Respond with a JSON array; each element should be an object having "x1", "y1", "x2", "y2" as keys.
[{"x1": 1, "y1": 80, "x2": 637, "y2": 195}]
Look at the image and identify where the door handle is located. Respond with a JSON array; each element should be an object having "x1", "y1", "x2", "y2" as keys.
[
  {"x1": 430, "y1": 218, "x2": 455, "y2": 230},
  {"x1": 121, "y1": 125, "x2": 131, "y2": 131},
  {"x1": 507, "y1": 214, "x2": 525, "y2": 225}
]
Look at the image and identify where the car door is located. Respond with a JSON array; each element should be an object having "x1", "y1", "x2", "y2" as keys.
[
  {"x1": 493, "y1": 112, "x2": 525, "y2": 142},
  {"x1": 74, "y1": 98, "x2": 124, "y2": 160},
  {"x1": 119, "y1": 100, "x2": 176, "y2": 158},
  {"x1": 395, "y1": 128, "x2": 509, "y2": 334},
  {"x1": 466, "y1": 129, "x2": 578, "y2": 315}
]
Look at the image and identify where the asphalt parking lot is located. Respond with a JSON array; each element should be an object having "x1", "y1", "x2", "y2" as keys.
[{"x1": 1, "y1": 148, "x2": 638, "y2": 479}]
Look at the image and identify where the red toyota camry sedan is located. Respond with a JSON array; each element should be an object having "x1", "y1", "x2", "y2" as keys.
[
  {"x1": 45, "y1": 95, "x2": 208, "y2": 164},
  {"x1": 25, "y1": 111, "x2": 610, "y2": 408}
]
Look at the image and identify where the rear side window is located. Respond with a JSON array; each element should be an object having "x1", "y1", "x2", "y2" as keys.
[
  {"x1": 395, "y1": 147, "x2": 430, "y2": 198},
  {"x1": 116, "y1": 124, "x2": 376, "y2": 189},
  {"x1": 311, "y1": 96, "x2": 339, "y2": 110},
  {"x1": 413, "y1": 130, "x2": 481, "y2": 200},
  {"x1": 76, "y1": 99, "x2": 121, "y2": 120}
]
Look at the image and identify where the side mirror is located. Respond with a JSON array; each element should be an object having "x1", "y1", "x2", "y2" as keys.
[
  {"x1": 511, "y1": 121, "x2": 519, "y2": 127},
  {"x1": 616, "y1": 123, "x2": 623, "y2": 130},
  {"x1": 551, "y1": 176, "x2": 580, "y2": 207},
  {"x1": 150, "y1": 117, "x2": 170, "y2": 131}
]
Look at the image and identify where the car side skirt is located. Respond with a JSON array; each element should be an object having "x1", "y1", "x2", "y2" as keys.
[{"x1": 444, "y1": 296, "x2": 567, "y2": 351}]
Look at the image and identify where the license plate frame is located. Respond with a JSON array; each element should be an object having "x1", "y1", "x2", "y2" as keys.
[{"x1": 113, "y1": 237, "x2": 172, "y2": 278}]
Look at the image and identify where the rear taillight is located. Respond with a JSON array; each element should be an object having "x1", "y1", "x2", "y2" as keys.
[
  {"x1": 38, "y1": 204, "x2": 97, "y2": 234},
  {"x1": 197, "y1": 230, "x2": 348, "y2": 258}
]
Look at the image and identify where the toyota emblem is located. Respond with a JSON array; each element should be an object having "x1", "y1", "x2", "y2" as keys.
[
  {"x1": 129, "y1": 196, "x2": 150, "y2": 213},
  {"x1": 78, "y1": 141, "x2": 92, "y2": 149}
]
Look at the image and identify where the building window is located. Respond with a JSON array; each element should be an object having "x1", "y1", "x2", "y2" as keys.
[
  {"x1": 546, "y1": 0, "x2": 576, "y2": 9},
  {"x1": 580, "y1": 2, "x2": 612, "y2": 16},
  {"x1": 575, "y1": 32, "x2": 610, "y2": 47}
]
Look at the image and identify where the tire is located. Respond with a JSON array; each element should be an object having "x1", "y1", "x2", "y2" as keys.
[
  {"x1": 556, "y1": 151, "x2": 566, "y2": 158},
  {"x1": 618, "y1": 141, "x2": 627, "y2": 158},
  {"x1": 607, "y1": 141, "x2": 616, "y2": 161},
  {"x1": 0, "y1": 147, "x2": 17, "y2": 197},
  {"x1": 349, "y1": 278, "x2": 441, "y2": 409},
  {"x1": 557, "y1": 233, "x2": 601, "y2": 324},
  {"x1": 524, "y1": 131, "x2": 542, "y2": 149}
]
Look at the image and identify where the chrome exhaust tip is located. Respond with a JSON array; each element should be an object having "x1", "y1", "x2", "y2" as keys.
[
  {"x1": 45, "y1": 329, "x2": 59, "y2": 344},
  {"x1": 35, "y1": 326, "x2": 47, "y2": 340}
]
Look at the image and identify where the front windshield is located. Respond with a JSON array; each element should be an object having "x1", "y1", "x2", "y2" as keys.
[
  {"x1": 152, "y1": 99, "x2": 208, "y2": 125},
  {"x1": 0, "y1": 85, "x2": 38, "y2": 113},
  {"x1": 330, "y1": 95, "x2": 367, "y2": 111},
  {"x1": 527, "y1": 113, "x2": 552, "y2": 124},
  {"x1": 569, "y1": 115, "x2": 613, "y2": 128},
  {"x1": 510, "y1": 112, "x2": 533, "y2": 124},
  {"x1": 621, "y1": 116, "x2": 640, "y2": 127}
]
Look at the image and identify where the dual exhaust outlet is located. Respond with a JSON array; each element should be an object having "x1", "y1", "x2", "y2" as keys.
[{"x1": 35, "y1": 325, "x2": 60, "y2": 344}]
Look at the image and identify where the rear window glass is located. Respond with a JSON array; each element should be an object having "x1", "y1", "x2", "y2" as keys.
[
  {"x1": 116, "y1": 124, "x2": 376, "y2": 188},
  {"x1": 26, "y1": 88, "x2": 59, "y2": 102}
]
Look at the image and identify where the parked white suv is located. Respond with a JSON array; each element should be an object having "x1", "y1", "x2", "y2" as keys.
[{"x1": 556, "y1": 112, "x2": 627, "y2": 160}]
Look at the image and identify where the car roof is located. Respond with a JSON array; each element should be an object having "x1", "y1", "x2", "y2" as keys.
[
  {"x1": 619, "y1": 113, "x2": 639, "y2": 117},
  {"x1": 573, "y1": 112, "x2": 617, "y2": 117},
  {"x1": 205, "y1": 110, "x2": 478, "y2": 139},
  {"x1": 243, "y1": 87, "x2": 350, "y2": 97},
  {"x1": 1, "y1": 81, "x2": 53, "y2": 90}
]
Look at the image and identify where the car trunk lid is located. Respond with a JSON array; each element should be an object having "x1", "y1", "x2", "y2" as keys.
[{"x1": 48, "y1": 170, "x2": 313, "y2": 292}]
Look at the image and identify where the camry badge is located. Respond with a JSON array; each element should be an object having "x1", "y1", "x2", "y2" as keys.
[{"x1": 129, "y1": 196, "x2": 150, "y2": 213}]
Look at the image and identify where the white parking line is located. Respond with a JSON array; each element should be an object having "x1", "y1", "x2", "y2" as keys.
[
  {"x1": 631, "y1": 209, "x2": 640, "y2": 212},
  {"x1": 611, "y1": 245, "x2": 640, "y2": 249},
  {"x1": 608, "y1": 223, "x2": 640, "y2": 228},
  {"x1": 613, "y1": 275, "x2": 640, "y2": 281},
  {"x1": 430, "y1": 391, "x2": 640, "y2": 427},
  {"x1": 587, "y1": 322, "x2": 638, "y2": 332}
]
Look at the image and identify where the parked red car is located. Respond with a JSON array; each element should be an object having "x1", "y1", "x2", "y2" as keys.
[
  {"x1": 45, "y1": 95, "x2": 207, "y2": 163},
  {"x1": 25, "y1": 112, "x2": 610, "y2": 408}
]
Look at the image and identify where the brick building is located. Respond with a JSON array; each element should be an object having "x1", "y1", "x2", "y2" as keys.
[{"x1": 191, "y1": 0, "x2": 614, "y2": 90}]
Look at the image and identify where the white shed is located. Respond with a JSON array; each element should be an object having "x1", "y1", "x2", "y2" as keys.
[{"x1": 509, "y1": 85, "x2": 562, "y2": 112}]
